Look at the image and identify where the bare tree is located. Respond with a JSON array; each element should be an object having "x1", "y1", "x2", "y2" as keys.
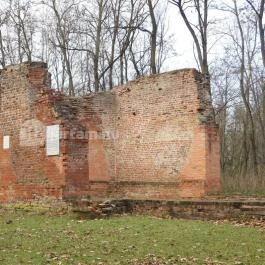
[
  {"x1": 7, "y1": 0, "x2": 35, "y2": 63},
  {"x1": 43, "y1": 0, "x2": 78, "y2": 95},
  {"x1": 170, "y1": 0, "x2": 209, "y2": 75},
  {"x1": 147, "y1": 0, "x2": 158, "y2": 74},
  {"x1": 246, "y1": 0, "x2": 265, "y2": 161},
  {"x1": 246, "y1": 0, "x2": 265, "y2": 66},
  {"x1": 0, "y1": 9, "x2": 8, "y2": 68}
]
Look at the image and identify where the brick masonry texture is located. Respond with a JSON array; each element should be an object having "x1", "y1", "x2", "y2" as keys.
[{"x1": 0, "y1": 62, "x2": 221, "y2": 202}]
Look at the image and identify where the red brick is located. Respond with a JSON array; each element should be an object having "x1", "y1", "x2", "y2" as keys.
[{"x1": 0, "y1": 63, "x2": 221, "y2": 202}]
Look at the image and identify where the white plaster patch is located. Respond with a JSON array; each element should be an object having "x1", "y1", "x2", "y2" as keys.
[
  {"x1": 3, "y1": 135, "x2": 10, "y2": 150},
  {"x1": 46, "y1": 125, "x2": 60, "y2": 156}
]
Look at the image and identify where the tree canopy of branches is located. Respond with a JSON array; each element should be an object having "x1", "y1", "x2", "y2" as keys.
[{"x1": 0, "y1": 0, "x2": 173, "y2": 94}]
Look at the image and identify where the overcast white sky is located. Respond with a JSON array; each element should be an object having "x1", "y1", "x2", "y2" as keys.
[
  {"x1": 166, "y1": 5, "x2": 196, "y2": 70},
  {"x1": 165, "y1": 1, "x2": 232, "y2": 72}
]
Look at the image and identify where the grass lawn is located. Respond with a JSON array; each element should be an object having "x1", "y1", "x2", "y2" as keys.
[{"x1": 0, "y1": 210, "x2": 264, "y2": 265}]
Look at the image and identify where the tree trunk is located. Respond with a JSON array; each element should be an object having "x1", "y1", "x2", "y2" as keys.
[{"x1": 147, "y1": 0, "x2": 157, "y2": 75}]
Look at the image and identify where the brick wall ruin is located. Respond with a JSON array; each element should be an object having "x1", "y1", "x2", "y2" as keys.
[{"x1": 0, "y1": 62, "x2": 221, "y2": 202}]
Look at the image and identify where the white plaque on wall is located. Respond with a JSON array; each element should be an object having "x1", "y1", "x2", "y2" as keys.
[
  {"x1": 46, "y1": 125, "x2": 60, "y2": 156},
  {"x1": 3, "y1": 136, "x2": 10, "y2": 150}
]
